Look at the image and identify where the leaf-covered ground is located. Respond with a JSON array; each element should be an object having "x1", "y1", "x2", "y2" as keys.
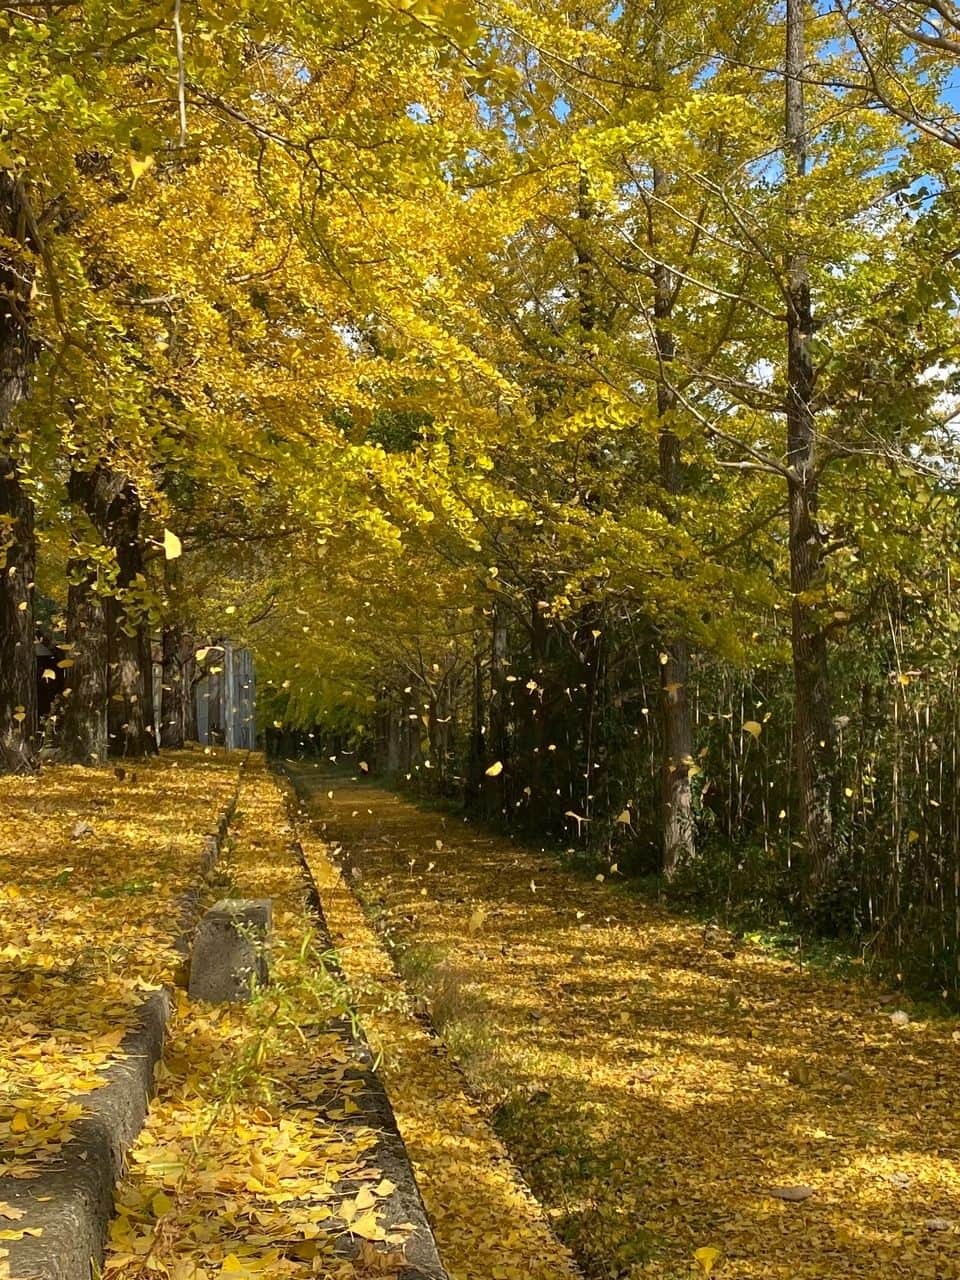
[
  {"x1": 0, "y1": 752, "x2": 239, "y2": 1184},
  {"x1": 289, "y1": 764, "x2": 960, "y2": 1280},
  {"x1": 103, "y1": 758, "x2": 410, "y2": 1280},
  {"x1": 294, "y1": 789, "x2": 580, "y2": 1280},
  {"x1": 2, "y1": 753, "x2": 577, "y2": 1280}
]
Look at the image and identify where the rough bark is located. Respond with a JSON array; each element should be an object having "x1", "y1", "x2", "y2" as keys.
[
  {"x1": 465, "y1": 642, "x2": 485, "y2": 808},
  {"x1": 160, "y1": 558, "x2": 190, "y2": 749},
  {"x1": 106, "y1": 481, "x2": 158, "y2": 758},
  {"x1": 785, "y1": 0, "x2": 835, "y2": 897},
  {"x1": 524, "y1": 598, "x2": 549, "y2": 816},
  {"x1": 0, "y1": 174, "x2": 37, "y2": 773},
  {"x1": 60, "y1": 467, "x2": 118, "y2": 764},
  {"x1": 160, "y1": 625, "x2": 192, "y2": 749},
  {"x1": 385, "y1": 698, "x2": 402, "y2": 775},
  {"x1": 60, "y1": 561, "x2": 109, "y2": 763},
  {"x1": 653, "y1": 162, "x2": 696, "y2": 876},
  {"x1": 0, "y1": 453, "x2": 36, "y2": 772},
  {"x1": 184, "y1": 655, "x2": 199, "y2": 742},
  {"x1": 485, "y1": 602, "x2": 510, "y2": 819}
]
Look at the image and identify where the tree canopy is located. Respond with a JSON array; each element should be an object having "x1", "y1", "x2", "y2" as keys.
[{"x1": 2, "y1": 0, "x2": 960, "y2": 988}]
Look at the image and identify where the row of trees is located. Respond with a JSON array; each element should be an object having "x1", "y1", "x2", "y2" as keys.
[{"x1": 2, "y1": 0, "x2": 960, "y2": 984}]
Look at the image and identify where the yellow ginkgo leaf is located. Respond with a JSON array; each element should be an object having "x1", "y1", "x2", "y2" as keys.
[
  {"x1": 163, "y1": 528, "x2": 182, "y2": 560},
  {"x1": 616, "y1": 809, "x2": 631, "y2": 824},
  {"x1": 485, "y1": 761, "x2": 503, "y2": 776},
  {"x1": 694, "y1": 1245, "x2": 722, "y2": 1275},
  {"x1": 151, "y1": 1190, "x2": 175, "y2": 1217},
  {"x1": 129, "y1": 153, "x2": 155, "y2": 187},
  {"x1": 742, "y1": 720, "x2": 762, "y2": 739},
  {"x1": 350, "y1": 1210, "x2": 385, "y2": 1241}
]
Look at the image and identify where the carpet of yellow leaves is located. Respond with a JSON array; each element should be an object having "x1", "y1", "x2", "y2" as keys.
[
  {"x1": 0, "y1": 751, "x2": 240, "y2": 1180},
  {"x1": 291, "y1": 766, "x2": 960, "y2": 1280},
  {"x1": 104, "y1": 758, "x2": 409, "y2": 1280},
  {"x1": 292, "y1": 779, "x2": 581, "y2": 1280}
]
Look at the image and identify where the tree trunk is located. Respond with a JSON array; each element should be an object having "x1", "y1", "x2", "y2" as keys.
[
  {"x1": 160, "y1": 559, "x2": 189, "y2": 749},
  {"x1": 386, "y1": 696, "x2": 402, "y2": 774},
  {"x1": 160, "y1": 625, "x2": 191, "y2": 749},
  {"x1": 785, "y1": 0, "x2": 835, "y2": 898},
  {"x1": 486, "y1": 601, "x2": 510, "y2": 819},
  {"x1": 184, "y1": 655, "x2": 199, "y2": 742},
  {"x1": 60, "y1": 560, "x2": 108, "y2": 762},
  {"x1": 60, "y1": 467, "x2": 118, "y2": 764},
  {"x1": 653, "y1": 162, "x2": 696, "y2": 876},
  {"x1": 465, "y1": 642, "x2": 485, "y2": 808},
  {"x1": 0, "y1": 451, "x2": 37, "y2": 772},
  {"x1": 0, "y1": 175, "x2": 37, "y2": 774},
  {"x1": 106, "y1": 481, "x2": 158, "y2": 758},
  {"x1": 524, "y1": 598, "x2": 549, "y2": 821}
]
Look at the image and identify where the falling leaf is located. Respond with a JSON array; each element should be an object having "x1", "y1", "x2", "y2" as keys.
[
  {"x1": 616, "y1": 809, "x2": 631, "y2": 824},
  {"x1": 163, "y1": 529, "x2": 182, "y2": 560},
  {"x1": 485, "y1": 761, "x2": 503, "y2": 777},
  {"x1": 129, "y1": 153, "x2": 155, "y2": 186},
  {"x1": 742, "y1": 720, "x2": 762, "y2": 739}
]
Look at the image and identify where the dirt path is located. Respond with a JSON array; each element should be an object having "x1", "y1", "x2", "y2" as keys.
[
  {"x1": 289, "y1": 762, "x2": 960, "y2": 1280},
  {"x1": 289, "y1": 767, "x2": 580, "y2": 1280}
]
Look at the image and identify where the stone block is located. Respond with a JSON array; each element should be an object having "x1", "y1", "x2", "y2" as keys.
[
  {"x1": 200, "y1": 833, "x2": 220, "y2": 873},
  {"x1": 188, "y1": 899, "x2": 272, "y2": 1003}
]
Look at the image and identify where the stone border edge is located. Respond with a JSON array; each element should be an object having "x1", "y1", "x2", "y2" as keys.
[{"x1": 276, "y1": 767, "x2": 449, "y2": 1280}]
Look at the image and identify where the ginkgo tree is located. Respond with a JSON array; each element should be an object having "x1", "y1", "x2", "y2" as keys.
[{"x1": 2, "y1": 0, "x2": 960, "y2": 985}]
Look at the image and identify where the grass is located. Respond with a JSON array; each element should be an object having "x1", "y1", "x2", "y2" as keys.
[{"x1": 393, "y1": 940, "x2": 500, "y2": 1084}]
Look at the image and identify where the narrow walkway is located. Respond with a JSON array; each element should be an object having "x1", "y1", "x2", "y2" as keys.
[
  {"x1": 291, "y1": 776, "x2": 580, "y2": 1280},
  {"x1": 290, "y1": 764, "x2": 960, "y2": 1280},
  {"x1": 104, "y1": 761, "x2": 411, "y2": 1280},
  {"x1": 0, "y1": 753, "x2": 238, "y2": 1179}
]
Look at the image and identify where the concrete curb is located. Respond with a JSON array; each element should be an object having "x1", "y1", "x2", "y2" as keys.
[
  {"x1": 277, "y1": 771, "x2": 448, "y2": 1280},
  {"x1": 2, "y1": 760, "x2": 246, "y2": 1280}
]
